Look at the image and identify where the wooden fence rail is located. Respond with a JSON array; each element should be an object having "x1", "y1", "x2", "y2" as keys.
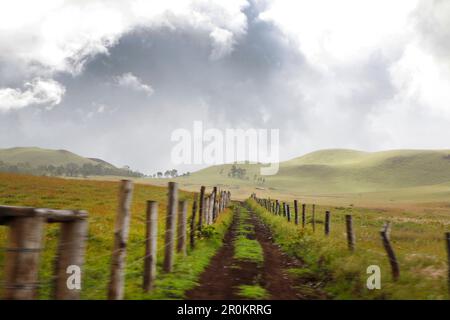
[{"x1": 0, "y1": 206, "x2": 88, "y2": 300}]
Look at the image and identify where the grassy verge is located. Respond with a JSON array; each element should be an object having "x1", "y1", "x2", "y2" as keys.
[{"x1": 246, "y1": 198, "x2": 450, "y2": 300}]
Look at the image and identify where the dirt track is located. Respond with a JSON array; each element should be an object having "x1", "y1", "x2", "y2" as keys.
[{"x1": 185, "y1": 203, "x2": 307, "y2": 300}]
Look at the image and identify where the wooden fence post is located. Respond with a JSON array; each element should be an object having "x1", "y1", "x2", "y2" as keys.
[
  {"x1": 198, "y1": 186, "x2": 205, "y2": 231},
  {"x1": 190, "y1": 199, "x2": 198, "y2": 250},
  {"x1": 213, "y1": 198, "x2": 219, "y2": 223},
  {"x1": 143, "y1": 201, "x2": 158, "y2": 293},
  {"x1": 205, "y1": 195, "x2": 211, "y2": 225},
  {"x1": 212, "y1": 187, "x2": 218, "y2": 222},
  {"x1": 294, "y1": 200, "x2": 299, "y2": 225},
  {"x1": 4, "y1": 214, "x2": 45, "y2": 300},
  {"x1": 177, "y1": 200, "x2": 188, "y2": 256},
  {"x1": 286, "y1": 204, "x2": 291, "y2": 222},
  {"x1": 325, "y1": 211, "x2": 331, "y2": 236},
  {"x1": 283, "y1": 202, "x2": 287, "y2": 217},
  {"x1": 312, "y1": 204, "x2": 316, "y2": 232},
  {"x1": 163, "y1": 182, "x2": 178, "y2": 273},
  {"x1": 446, "y1": 232, "x2": 450, "y2": 294},
  {"x1": 380, "y1": 222, "x2": 400, "y2": 281},
  {"x1": 108, "y1": 180, "x2": 134, "y2": 300},
  {"x1": 54, "y1": 213, "x2": 88, "y2": 299},
  {"x1": 302, "y1": 204, "x2": 306, "y2": 228},
  {"x1": 345, "y1": 215, "x2": 355, "y2": 252}
]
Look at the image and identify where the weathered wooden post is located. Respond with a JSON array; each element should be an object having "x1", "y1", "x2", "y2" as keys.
[
  {"x1": 446, "y1": 232, "x2": 450, "y2": 294},
  {"x1": 283, "y1": 202, "x2": 287, "y2": 217},
  {"x1": 198, "y1": 186, "x2": 205, "y2": 231},
  {"x1": 204, "y1": 195, "x2": 210, "y2": 225},
  {"x1": 143, "y1": 201, "x2": 158, "y2": 292},
  {"x1": 108, "y1": 180, "x2": 134, "y2": 300},
  {"x1": 220, "y1": 191, "x2": 225, "y2": 212},
  {"x1": 3, "y1": 213, "x2": 45, "y2": 300},
  {"x1": 177, "y1": 200, "x2": 188, "y2": 256},
  {"x1": 302, "y1": 204, "x2": 306, "y2": 228},
  {"x1": 213, "y1": 198, "x2": 219, "y2": 223},
  {"x1": 345, "y1": 215, "x2": 355, "y2": 252},
  {"x1": 212, "y1": 187, "x2": 218, "y2": 221},
  {"x1": 190, "y1": 199, "x2": 198, "y2": 250},
  {"x1": 312, "y1": 204, "x2": 316, "y2": 232},
  {"x1": 294, "y1": 200, "x2": 299, "y2": 225},
  {"x1": 380, "y1": 222, "x2": 399, "y2": 281},
  {"x1": 286, "y1": 204, "x2": 291, "y2": 222},
  {"x1": 54, "y1": 211, "x2": 88, "y2": 299},
  {"x1": 325, "y1": 211, "x2": 331, "y2": 236},
  {"x1": 163, "y1": 182, "x2": 178, "y2": 273}
]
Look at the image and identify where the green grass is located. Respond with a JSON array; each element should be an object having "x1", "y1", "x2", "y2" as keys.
[
  {"x1": 233, "y1": 208, "x2": 264, "y2": 265},
  {"x1": 237, "y1": 284, "x2": 268, "y2": 299},
  {"x1": 0, "y1": 147, "x2": 113, "y2": 168},
  {"x1": 149, "y1": 149, "x2": 450, "y2": 207},
  {"x1": 246, "y1": 198, "x2": 450, "y2": 300},
  {"x1": 0, "y1": 172, "x2": 232, "y2": 299}
]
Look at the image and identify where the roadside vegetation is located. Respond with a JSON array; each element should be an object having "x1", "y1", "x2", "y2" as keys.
[{"x1": 246, "y1": 198, "x2": 450, "y2": 300}]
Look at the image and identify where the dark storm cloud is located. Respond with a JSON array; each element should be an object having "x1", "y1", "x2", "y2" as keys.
[
  {"x1": 2, "y1": 0, "x2": 450, "y2": 174},
  {"x1": 0, "y1": 1, "x2": 314, "y2": 172}
]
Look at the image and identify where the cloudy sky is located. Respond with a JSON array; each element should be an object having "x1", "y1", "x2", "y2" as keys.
[{"x1": 0, "y1": 0, "x2": 449, "y2": 174}]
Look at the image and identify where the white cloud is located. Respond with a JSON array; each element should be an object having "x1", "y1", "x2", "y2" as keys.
[
  {"x1": 0, "y1": 0, "x2": 249, "y2": 110},
  {"x1": 0, "y1": 78, "x2": 65, "y2": 112},
  {"x1": 259, "y1": 0, "x2": 419, "y2": 67},
  {"x1": 0, "y1": 0, "x2": 249, "y2": 76},
  {"x1": 115, "y1": 73, "x2": 154, "y2": 96}
]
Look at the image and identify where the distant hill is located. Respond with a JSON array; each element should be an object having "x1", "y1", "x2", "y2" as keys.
[
  {"x1": 0, "y1": 147, "x2": 143, "y2": 178},
  {"x1": 0, "y1": 147, "x2": 112, "y2": 167},
  {"x1": 165, "y1": 149, "x2": 450, "y2": 195}
]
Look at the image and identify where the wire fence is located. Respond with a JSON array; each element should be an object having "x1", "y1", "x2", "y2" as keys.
[{"x1": 0, "y1": 183, "x2": 232, "y2": 300}]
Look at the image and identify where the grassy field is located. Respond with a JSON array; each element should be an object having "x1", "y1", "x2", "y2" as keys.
[
  {"x1": 0, "y1": 172, "x2": 232, "y2": 299},
  {"x1": 246, "y1": 199, "x2": 450, "y2": 299},
  {"x1": 146, "y1": 149, "x2": 450, "y2": 209}
]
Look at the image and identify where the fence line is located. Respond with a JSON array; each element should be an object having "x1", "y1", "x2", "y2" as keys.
[
  {"x1": 0, "y1": 180, "x2": 232, "y2": 300},
  {"x1": 251, "y1": 194, "x2": 449, "y2": 292}
]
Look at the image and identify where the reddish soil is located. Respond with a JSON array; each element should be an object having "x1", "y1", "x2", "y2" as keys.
[
  {"x1": 249, "y1": 210, "x2": 305, "y2": 299},
  {"x1": 186, "y1": 204, "x2": 312, "y2": 300}
]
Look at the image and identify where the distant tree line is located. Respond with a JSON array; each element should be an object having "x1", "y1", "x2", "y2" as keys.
[
  {"x1": 149, "y1": 169, "x2": 191, "y2": 178},
  {"x1": 0, "y1": 161, "x2": 145, "y2": 178}
]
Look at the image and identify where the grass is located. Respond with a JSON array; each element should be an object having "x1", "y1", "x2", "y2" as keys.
[
  {"x1": 233, "y1": 208, "x2": 264, "y2": 265},
  {"x1": 0, "y1": 146, "x2": 109, "y2": 167},
  {"x1": 146, "y1": 149, "x2": 450, "y2": 209},
  {"x1": 0, "y1": 172, "x2": 232, "y2": 299},
  {"x1": 237, "y1": 284, "x2": 268, "y2": 299},
  {"x1": 246, "y1": 198, "x2": 450, "y2": 300}
]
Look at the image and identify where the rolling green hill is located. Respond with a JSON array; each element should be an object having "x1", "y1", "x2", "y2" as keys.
[
  {"x1": 0, "y1": 147, "x2": 144, "y2": 178},
  {"x1": 160, "y1": 149, "x2": 450, "y2": 203},
  {"x1": 0, "y1": 147, "x2": 115, "y2": 168}
]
